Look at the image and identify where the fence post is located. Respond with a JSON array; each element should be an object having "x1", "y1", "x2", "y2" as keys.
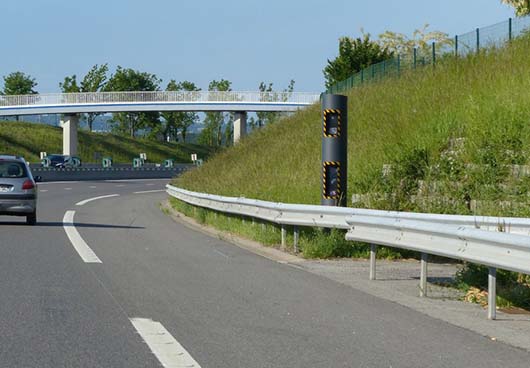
[
  {"x1": 432, "y1": 42, "x2": 436, "y2": 67},
  {"x1": 488, "y1": 267, "x2": 497, "y2": 320},
  {"x1": 371, "y1": 64, "x2": 375, "y2": 80},
  {"x1": 454, "y1": 35, "x2": 458, "y2": 57},
  {"x1": 360, "y1": 69, "x2": 364, "y2": 84},
  {"x1": 413, "y1": 48, "x2": 417, "y2": 69},
  {"x1": 383, "y1": 60, "x2": 386, "y2": 76},
  {"x1": 476, "y1": 27, "x2": 480, "y2": 53},
  {"x1": 420, "y1": 253, "x2": 428, "y2": 297},
  {"x1": 397, "y1": 55, "x2": 401, "y2": 77},
  {"x1": 509, "y1": 17, "x2": 513, "y2": 41}
]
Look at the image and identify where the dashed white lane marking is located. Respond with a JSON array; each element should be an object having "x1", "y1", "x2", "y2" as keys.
[
  {"x1": 39, "y1": 189, "x2": 48, "y2": 193},
  {"x1": 64, "y1": 188, "x2": 72, "y2": 190},
  {"x1": 133, "y1": 189, "x2": 165, "y2": 194},
  {"x1": 105, "y1": 178, "x2": 170, "y2": 183},
  {"x1": 213, "y1": 248, "x2": 230, "y2": 259},
  {"x1": 89, "y1": 186, "x2": 97, "y2": 189},
  {"x1": 38, "y1": 181, "x2": 80, "y2": 185},
  {"x1": 130, "y1": 318, "x2": 202, "y2": 368},
  {"x1": 115, "y1": 184, "x2": 125, "y2": 187},
  {"x1": 62, "y1": 211, "x2": 102, "y2": 263},
  {"x1": 76, "y1": 194, "x2": 120, "y2": 206},
  {"x1": 145, "y1": 183, "x2": 155, "y2": 186}
]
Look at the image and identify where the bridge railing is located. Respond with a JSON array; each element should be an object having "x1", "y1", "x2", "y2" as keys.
[{"x1": 0, "y1": 91, "x2": 321, "y2": 107}]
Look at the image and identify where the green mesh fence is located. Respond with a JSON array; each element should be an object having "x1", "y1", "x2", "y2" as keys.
[{"x1": 327, "y1": 16, "x2": 530, "y2": 94}]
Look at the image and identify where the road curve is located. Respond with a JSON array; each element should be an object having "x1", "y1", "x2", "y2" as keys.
[{"x1": 0, "y1": 179, "x2": 529, "y2": 367}]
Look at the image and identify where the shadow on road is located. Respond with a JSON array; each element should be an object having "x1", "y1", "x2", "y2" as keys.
[{"x1": 0, "y1": 221, "x2": 145, "y2": 229}]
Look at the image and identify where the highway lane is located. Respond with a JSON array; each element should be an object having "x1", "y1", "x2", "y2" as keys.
[{"x1": 1, "y1": 180, "x2": 530, "y2": 367}]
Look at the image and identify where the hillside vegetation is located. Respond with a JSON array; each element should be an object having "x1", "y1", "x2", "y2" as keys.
[
  {"x1": 0, "y1": 121, "x2": 211, "y2": 163},
  {"x1": 176, "y1": 35, "x2": 530, "y2": 219},
  {"x1": 172, "y1": 34, "x2": 530, "y2": 309}
]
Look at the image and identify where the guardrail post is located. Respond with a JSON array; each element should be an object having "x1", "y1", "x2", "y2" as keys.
[
  {"x1": 293, "y1": 226, "x2": 299, "y2": 253},
  {"x1": 321, "y1": 94, "x2": 348, "y2": 207},
  {"x1": 420, "y1": 253, "x2": 428, "y2": 297},
  {"x1": 488, "y1": 267, "x2": 497, "y2": 320},
  {"x1": 369, "y1": 244, "x2": 377, "y2": 280},
  {"x1": 281, "y1": 225, "x2": 287, "y2": 249}
]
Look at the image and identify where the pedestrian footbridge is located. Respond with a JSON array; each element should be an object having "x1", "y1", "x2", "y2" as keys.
[{"x1": 0, "y1": 91, "x2": 320, "y2": 154}]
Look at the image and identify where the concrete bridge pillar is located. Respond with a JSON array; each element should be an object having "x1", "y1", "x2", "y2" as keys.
[
  {"x1": 233, "y1": 111, "x2": 247, "y2": 144},
  {"x1": 61, "y1": 114, "x2": 79, "y2": 156}
]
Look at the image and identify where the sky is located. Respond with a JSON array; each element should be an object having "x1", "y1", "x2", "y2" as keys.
[{"x1": 0, "y1": 0, "x2": 516, "y2": 94}]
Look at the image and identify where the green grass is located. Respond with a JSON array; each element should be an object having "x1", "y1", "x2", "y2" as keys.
[
  {"x1": 0, "y1": 121, "x2": 212, "y2": 163},
  {"x1": 174, "y1": 35, "x2": 530, "y2": 215}
]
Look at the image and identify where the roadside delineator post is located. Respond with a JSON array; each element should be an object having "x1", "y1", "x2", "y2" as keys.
[{"x1": 321, "y1": 94, "x2": 348, "y2": 207}]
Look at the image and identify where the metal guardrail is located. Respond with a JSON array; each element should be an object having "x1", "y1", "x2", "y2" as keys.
[{"x1": 166, "y1": 184, "x2": 530, "y2": 319}]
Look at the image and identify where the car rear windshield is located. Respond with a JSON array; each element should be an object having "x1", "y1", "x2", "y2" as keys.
[{"x1": 0, "y1": 161, "x2": 27, "y2": 178}]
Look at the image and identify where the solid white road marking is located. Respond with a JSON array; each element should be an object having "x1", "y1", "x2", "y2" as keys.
[
  {"x1": 76, "y1": 194, "x2": 120, "y2": 206},
  {"x1": 62, "y1": 211, "x2": 102, "y2": 263},
  {"x1": 133, "y1": 189, "x2": 165, "y2": 194},
  {"x1": 64, "y1": 188, "x2": 72, "y2": 190},
  {"x1": 39, "y1": 189, "x2": 48, "y2": 193},
  {"x1": 130, "y1": 318, "x2": 202, "y2": 368}
]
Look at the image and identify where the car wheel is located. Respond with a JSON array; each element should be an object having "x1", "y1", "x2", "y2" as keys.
[{"x1": 26, "y1": 211, "x2": 37, "y2": 225}]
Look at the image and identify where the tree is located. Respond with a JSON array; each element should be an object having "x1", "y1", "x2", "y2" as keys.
[
  {"x1": 256, "y1": 79, "x2": 295, "y2": 127},
  {"x1": 60, "y1": 64, "x2": 109, "y2": 131},
  {"x1": 81, "y1": 64, "x2": 109, "y2": 131},
  {"x1": 161, "y1": 80, "x2": 200, "y2": 142},
  {"x1": 2, "y1": 72, "x2": 38, "y2": 95},
  {"x1": 105, "y1": 66, "x2": 161, "y2": 138},
  {"x1": 323, "y1": 34, "x2": 392, "y2": 89},
  {"x1": 59, "y1": 75, "x2": 80, "y2": 93},
  {"x1": 2, "y1": 72, "x2": 38, "y2": 121},
  {"x1": 378, "y1": 24, "x2": 452, "y2": 57},
  {"x1": 199, "y1": 79, "x2": 232, "y2": 147},
  {"x1": 501, "y1": 0, "x2": 530, "y2": 15}
]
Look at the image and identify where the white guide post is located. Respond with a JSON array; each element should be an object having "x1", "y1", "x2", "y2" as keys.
[
  {"x1": 233, "y1": 111, "x2": 247, "y2": 144},
  {"x1": 61, "y1": 114, "x2": 79, "y2": 156}
]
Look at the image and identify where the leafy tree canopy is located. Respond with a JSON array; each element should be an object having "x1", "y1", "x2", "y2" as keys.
[
  {"x1": 2, "y1": 72, "x2": 38, "y2": 95},
  {"x1": 323, "y1": 34, "x2": 392, "y2": 89},
  {"x1": 501, "y1": 0, "x2": 530, "y2": 16}
]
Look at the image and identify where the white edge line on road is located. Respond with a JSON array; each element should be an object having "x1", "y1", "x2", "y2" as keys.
[
  {"x1": 62, "y1": 210, "x2": 102, "y2": 263},
  {"x1": 130, "y1": 318, "x2": 202, "y2": 368},
  {"x1": 133, "y1": 189, "x2": 166, "y2": 194},
  {"x1": 76, "y1": 194, "x2": 120, "y2": 206}
]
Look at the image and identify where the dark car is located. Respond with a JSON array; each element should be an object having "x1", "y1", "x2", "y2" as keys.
[{"x1": 43, "y1": 154, "x2": 81, "y2": 168}]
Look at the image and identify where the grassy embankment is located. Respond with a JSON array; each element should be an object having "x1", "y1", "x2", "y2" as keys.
[
  {"x1": 0, "y1": 121, "x2": 211, "y2": 163},
  {"x1": 172, "y1": 35, "x2": 530, "y2": 308}
]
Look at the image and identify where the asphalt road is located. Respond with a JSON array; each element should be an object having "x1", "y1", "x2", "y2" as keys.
[{"x1": 1, "y1": 179, "x2": 529, "y2": 367}]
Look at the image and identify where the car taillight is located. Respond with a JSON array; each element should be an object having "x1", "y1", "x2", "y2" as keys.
[{"x1": 22, "y1": 179, "x2": 35, "y2": 190}]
